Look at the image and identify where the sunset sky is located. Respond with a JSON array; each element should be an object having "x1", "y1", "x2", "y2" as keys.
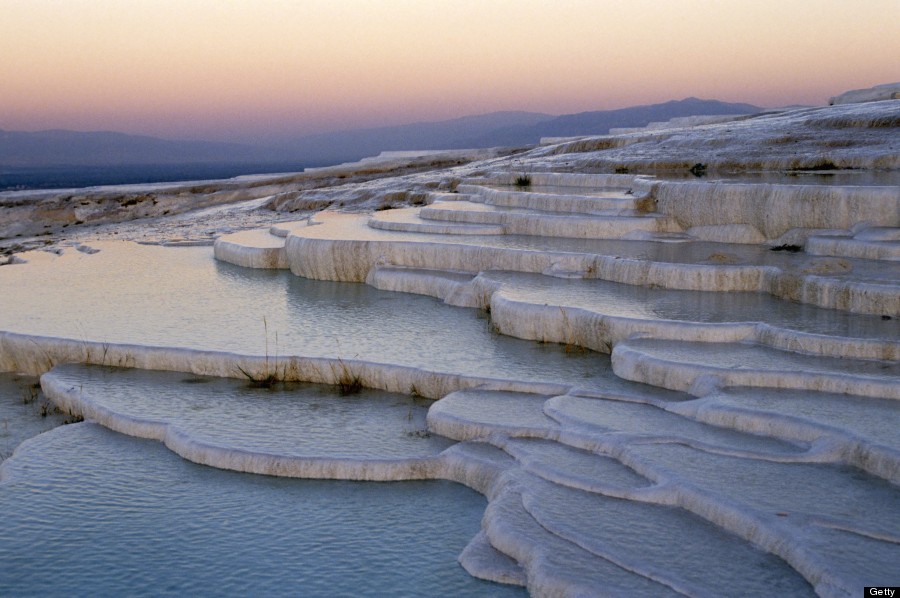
[{"x1": 2, "y1": 0, "x2": 898, "y2": 144}]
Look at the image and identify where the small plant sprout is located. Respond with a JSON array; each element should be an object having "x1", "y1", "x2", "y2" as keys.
[
  {"x1": 328, "y1": 355, "x2": 362, "y2": 395},
  {"x1": 235, "y1": 316, "x2": 282, "y2": 389},
  {"x1": 22, "y1": 383, "x2": 39, "y2": 405},
  {"x1": 512, "y1": 159, "x2": 531, "y2": 187},
  {"x1": 689, "y1": 163, "x2": 707, "y2": 177}
]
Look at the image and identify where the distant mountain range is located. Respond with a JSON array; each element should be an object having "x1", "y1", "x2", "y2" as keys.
[
  {"x1": 456, "y1": 97, "x2": 762, "y2": 147},
  {"x1": 275, "y1": 111, "x2": 553, "y2": 164},
  {"x1": 0, "y1": 129, "x2": 285, "y2": 168},
  {"x1": 1, "y1": 98, "x2": 762, "y2": 170}
]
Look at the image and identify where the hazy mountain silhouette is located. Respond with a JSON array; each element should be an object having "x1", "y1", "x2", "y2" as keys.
[
  {"x1": 276, "y1": 111, "x2": 553, "y2": 164},
  {"x1": 1, "y1": 99, "x2": 762, "y2": 171},
  {"x1": 455, "y1": 98, "x2": 762, "y2": 147},
  {"x1": 0, "y1": 129, "x2": 284, "y2": 167}
]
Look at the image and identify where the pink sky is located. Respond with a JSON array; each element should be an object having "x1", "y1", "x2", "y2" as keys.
[{"x1": 2, "y1": 0, "x2": 898, "y2": 144}]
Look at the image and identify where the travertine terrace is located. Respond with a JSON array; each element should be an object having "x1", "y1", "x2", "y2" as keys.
[{"x1": 2, "y1": 97, "x2": 898, "y2": 597}]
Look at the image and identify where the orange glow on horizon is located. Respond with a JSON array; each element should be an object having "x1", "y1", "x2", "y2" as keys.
[{"x1": 2, "y1": 0, "x2": 898, "y2": 143}]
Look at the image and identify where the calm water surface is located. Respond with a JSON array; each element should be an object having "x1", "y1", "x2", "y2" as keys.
[
  {"x1": 0, "y1": 424, "x2": 524, "y2": 597},
  {"x1": 0, "y1": 242, "x2": 607, "y2": 389}
]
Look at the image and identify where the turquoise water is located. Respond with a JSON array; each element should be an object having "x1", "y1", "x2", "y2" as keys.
[{"x1": 0, "y1": 424, "x2": 524, "y2": 597}]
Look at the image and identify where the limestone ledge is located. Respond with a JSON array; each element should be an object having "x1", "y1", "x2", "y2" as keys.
[
  {"x1": 427, "y1": 389, "x2": 896, "y2": 598},
  {"x1": 0, "y1": 330, "x2": 568, "y2": 398},
  {"x1": 365, "y1": 266, "x2": 899, "y2": 361},
  {"x1": 215, "y1": 212, "x2": 900, "y2": 316},
  {"x1": 610, "y1": 340, "x2": 900, "y2": 401}
]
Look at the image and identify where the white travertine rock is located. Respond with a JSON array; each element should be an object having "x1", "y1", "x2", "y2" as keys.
[
  {"x1": 269, "y1": 220, "x2": 314, "y2": 237},
  {"x1": 535, "y1": 100, "x2": 900, "y2": 172},
  {"x1": 458, "y1": 531, "x2": 527, "y2": 587},
  {"x1": 365, "y1": 266, "x2": 487, "y2": 308},
  {"x1": 212, "y1": 228, "x2": 288, "y2": 269},
  {"x1": 247, "y1": 211, "x2": 899, "y2": 315},
  {"x1": 829, "y1": 82, "x2": 900, "y2": 105},
  {"x1": 420, "y1": 200, "x2": 679, "y2": 239},
  {"x1": 807, "y1": 228, "x2": 900, "y2": 261},
  {"x1": 685, "y1": 224, "x2": 766, "y2": 244},
  {"x1": 0, "y1": 330, "x2": 569, "y2": 398},
  {"x1": 653, "y1": 182, "x2": 899, "y2": 240},
  {"x1": 609, "y1": 114, "x2": 749, "y2": 135},
  {"x1": 667, "y1": 390, "x2": 900, "y2": 483},
  {"x1": 456, "y1": 184, "x2": 645, "y2": 214},
  {"x1": 367, "y1": 207, "x2": 505, "y2": 235},
  {"x1": 611, "y1": 339, "x2": 900, "y2": 400}
]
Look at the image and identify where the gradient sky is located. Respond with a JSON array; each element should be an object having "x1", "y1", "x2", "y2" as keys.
[{"x1": 2, "y1": 0, "x2": 898, "y2": 144}]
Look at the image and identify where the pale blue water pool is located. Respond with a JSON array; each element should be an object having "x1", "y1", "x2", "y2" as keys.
[
  {"x1": 0, "y1": 373, "x2": 67, "y2": 460},
  {"x1": 0, "y1": 423, "x2": 523, "y2": 597},
  {"x1": 45, "y1": 364, "x2": 455, "y2": 460}
]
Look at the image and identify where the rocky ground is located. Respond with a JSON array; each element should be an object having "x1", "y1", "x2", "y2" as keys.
[{"x1": 0, "y1": 148, "x2": 508, "y2": 257}]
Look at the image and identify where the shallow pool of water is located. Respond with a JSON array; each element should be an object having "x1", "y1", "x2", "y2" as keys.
[
  {"x1": 0, "y1": 373, "x2": 67, "y2": 460},
  {"x1": 0, "y1": 242, "x2": 607, "y2": 389},
  {"x1": 46, "y1": 364, "x2": 455, "y2": 460},
  {"x1": 485, "y1": 271, "x2": 899, "y2": 341},
  {"x1": 706, "y1": 388, "x2": 900, "y2": 450},
  {"x1": 0, "y1": 423, "x2": 524, "y2": 597}
]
